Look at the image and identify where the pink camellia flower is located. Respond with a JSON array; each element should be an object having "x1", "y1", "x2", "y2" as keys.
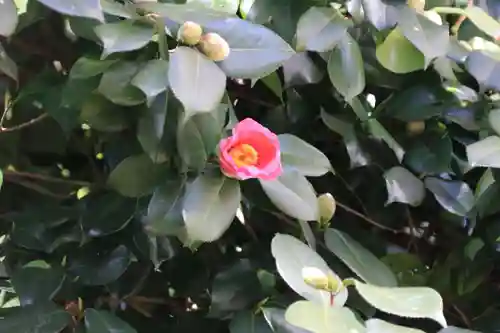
[{"x1": 218, "y1": 118, "x2": 282, "y2": 180}]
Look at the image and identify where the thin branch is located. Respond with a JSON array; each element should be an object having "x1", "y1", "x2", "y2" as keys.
[
  {"x1": 452, "y1": 304, "x2": 472, "y2": 328},
  {"x1": 6, "y1": 178, "x2": 72, "y2": 199},
  {"x1": 4, "y1": 170, "x2": 91, "y2": 187},
  {"x1": 336, "y1": 201, "x2": 400, "y2": 233},
  {"x1": 0, "y1": 113, "x2": 49, "y2": 133}
]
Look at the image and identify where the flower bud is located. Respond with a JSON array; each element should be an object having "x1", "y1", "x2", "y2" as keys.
[
  {"x1": 302, "y1": 267, "x2": 339, "y2": 292},
  {"x1": 177, "y1": 21, "x2": 203, "y2": 46},
  {"x1": 406, "y1": 121, "x2": 426, "y2": 135},
  {"x1": 317, "y1": 193, "x2": 336, "y2": 224},
  {"x1": 199, "y1": 32, "x2": 230, "y2": 62}
]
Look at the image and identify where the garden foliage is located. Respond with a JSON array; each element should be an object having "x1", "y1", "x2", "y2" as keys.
[{"x1": 0, "y1": 0, "x2": 500, "y2": 332}]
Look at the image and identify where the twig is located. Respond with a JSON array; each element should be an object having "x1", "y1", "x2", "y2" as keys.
[
  {"x1": 6, "y1": 177, "x2": 72, "y2": 199},
  {"x1": 336, "y1": 201, "x2": 399, "y2": 233},
  {"x1": 452, "y1": 304, "x2": 472, "y2": 328},
  {"x1": 4, "y1": 170, "x2": 91, "y2": 187},
  {"x1": 0, "y1": 113, "x2": 49, "y2": 133}
]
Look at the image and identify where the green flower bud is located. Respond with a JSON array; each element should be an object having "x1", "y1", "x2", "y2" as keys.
[
  {"x1": 317, "y1": 193, "x2": 336, "y2": 224},
  {"x1": 199, "y1": 32, "x2": 230, "y2": 62},
  {"x1": 178, "y1": 21, "x2": 203, "y2": 46},
  {"x1": 302, "y1": 267, "x2": 339, "y2": 292}
]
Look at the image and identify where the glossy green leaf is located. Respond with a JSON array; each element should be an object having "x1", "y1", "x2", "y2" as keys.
[
  {"x1": 131, "y1": 59, "x2": 169, "y2": 103},
  {"x1": 465, "y1": 51, "x2": 500, "y2": 91},
  {"x1": 283, "y1": 52, "x2": 324, "y2": 87},
  {"x1": 81, "y1": 94, "x2": 130, "y2": 131},
  {"x1": 354, "y1": 280, "x2": 447, "y2": 327},
  {"x1": 85, "y1": 309, "x2": 137, "y2": 333},
  {"x1": 69, "y1": 57, "x2": 118, "y2": 79},
  {"x1": 229, "y1": 311, "x2": 273, "y2": 333},
  {"x1": 0, "y1": 302, "x2": 72, "y2": 332},
  {"x1": 259, "y1": 71, "x2": 283, "y2": 101},
  {"x1": 182, "y1": 173, "x2": 241, "y2": 242},
  {"x1": 69, "y1": 245, "x2": 131, "y2": 286},
  {"x1": 285, "y1": 300, "x2": 365, "y2": 333},
  {"x1": 278, "y1": 134, "x2": 332, "y2": 177},
  {"x1": 11, "y1": 261, "x2": 65, "y2": 306},
  {"x1": 424, "y1": 177, "x2": 474, "y2": 216},
  {"x1": 466, "y1": 136, "x2": 500, "y2": 168},
  {"x1": 144, "y1": 179, "x2": 185, "y2": 236},
  {"x1": 259, "y1": 170, "x2": 318, "y2": 221},
  {"x1": 296, "y1": 6, "x2": 352, "y2": 52},
  {"x1": 262, "y1": 307, "x2": 310, "y2": 333},
  {"x1": 97, "y1": 61, "x2": 145, "y2": 106},
  {"x1": 271, "y1": 233, "x2": 348, "y2": 307},
  {"x1": 328, "y1": 33, "x2": 365, "y2": 101},
  {"x1": 361, "y1": 0, "x2": 398, "y2": 30},
  {"x1": 396, "y1": 7, "x2": 450, "y2": 63},
  {"x1": 95, "y1": 20, "x2": 154, "y2": 58},
  {"x1": 376, "y1": 28, "x2": 425, "y2": 74},
  {"x1": 186, "y1": 0, "x2": 239, "y2": 14},
  {"x1": 0, "y1": 42, "x2": 18, "y2": 81},
  {"x1": 324, "y1": 228, "x2": 397, "y2": 287},
  {"x1": 169, "y1": 47, "x2": 226, "y2": 116},
  {"x1": 0, "y1": 0, "x2": 18, "y2": 37},
  {"x1": 108, "y1": 154, "x2": 168, "y2": 198},
  {"x1": 366, "y1": 319, "x2": 426, "y2": 333},
  {"x1": 35, "y1": 0, "x2": 104, "y2": 21},
  {"x1": 135, "y1": 2, "x2": 235, "y2": 25},
  {"x1": 202, "y1": 18, "x2": 295, "y2": 79},
  {"x1": 383, "y1": 166, "x2": 425, "y2": 207},
  {"x1": 404, "y1": 133, "x2": 452, "y2": 174},
  {"x1": 439, "y1": 327, "x2": 480, "y2": 333},
  {"x1": 489, "y1": 109, "x2": 500, "y2": 135}
]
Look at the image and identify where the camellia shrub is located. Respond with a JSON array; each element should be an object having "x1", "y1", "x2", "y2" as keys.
[{"x1": 2, "y1": 0, "x2": 500, "y2": 332}]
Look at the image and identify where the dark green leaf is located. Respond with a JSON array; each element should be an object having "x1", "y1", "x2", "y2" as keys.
[
  {"x1": 98, "y1": 61, "x2": 145, "y2": 106},
  {"x1": 0, "y1": 302, "x2": 72, "y2": 332},
  {"x1": 465, "y1": 50, "x2": 500, "y2": 91},
  {"x1": 131, "y1": 59, "x2": 169, "y2": 103},
  {"x1": 283, "y1": 52, "x2": 324, "y2": 87},
  {"x1": 361, "y1": 0, "x2": 398, "y2": 30},
  {"x1": 384, "y1": 166, "x2": 425, "y2": 207},
  {"x1": 35, "y1": 0, "x2": 104, "y2": 21},
  {"x1": 85, "y1": 309, "x2": 137, "y2": 333},
  {"x1": 466, "y1": 136, "x2": 500, "y2": 168},
  {"x1": 328, "y1": 33, "x2": 365, "y2": 100},
  {"x1": 182, "y1": 173, "x2": 241, "y2": 242},
  {"x1": 404, "y1": 133, "x2": 452, "y2": 174},
  {"x1": 69, "y1": 245, "x2": 131, "y2": 286},
  {"x1": 69, "y1": 57, "x2": 118, "y2": 79},
  {"x1": 11, "y1": 261, "x2": 65, "y2": 306},
  {"x1": 259, "y1": 170, "x2": 318, "y2": 221},
  {"x1": 229, "y1": 311, "x2": 273, "y2": 333},
  {"x1": 0, "y1": 42, "x2": 18, "y2": 81},
  {"x1": 80, "y1": 93, "x2": 130, "y2": 131},
  {"x1": 95, "y1": 20, "x2": 154, "y2": 58},
  {"x1": 376, "y1": 28, "x2": 425, "y2": 74},
  {"x1": 108, "y1": 154, "x2": 168, "y2": 198}
]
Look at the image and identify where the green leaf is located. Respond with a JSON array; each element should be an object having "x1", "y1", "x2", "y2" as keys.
[
  {"x1": 383, "y1": 166, "x2": 425, "y2": 207},
  {"x1": 285, "y1": 300, "x2": 365, "y2": 333},
  {"x1": 367, "y1": 118, "x2": 405, "y2": 163},
  {"x1": 271, "y1": 233, "x2": 348, "y2": 307},
  {"x1": 202, "y1": 18, "x2": 295, "y2": 79},
  {"x1": 259, "y1": 170, "x2": 318, "y2": 221},
  {"x1": 182, "y1": 173, "x2": 241, "y2": 242},
  {"x1": 0, "y1": 302, "x2": 72, "y2": 332},
  {"x1": 361, "y1": 0, "x2": 398, "y2": 30},
  {"x1": 229, "y1": 311, "x2": 273, "y2": 333},
  {"x1": 324, "y1": 228, "x2": 397, "y2": 287},
  {"x1": 354, "y1": 280, "x2": 447, "y2": 327},
  {"x1": 81, "y1": 93, "x2": 130, "y2": 131},
  {"x1": 11, "y1": 261, "x2": 65, "y2": 306},
  {"x1": 396, "y1": 7, "x2": 450, "y2": 63},
  {"x1": 95, "y1": 20, "x2": 154, "y2": 58},
  {"x1": 135, "y1": 2, "x2": 235, "y2": 24},
  {"x1": 489, "y1": 109, "x2": 500, "y2": 135},
  {"x1": 98, "y1": 61, "x2": 145, "y2": 106},
  {"x1": 262, "y1": 307, "x2": 309, "y2": 333},
  {"x1": 466, "y1": 136, "x2": 500, "y2": 168},
  {"x1": 278, "y1": 134, "x2": 332, "y2": 177},
  {"x1": 69, "y1": 57, "x2": 118, "y2": 79},
  {"x1": 0, "y1": 0, "x2": 18, "y2": 37},
  {"x1": 144, "y1": 179, "x2": 185, "y2": 236},
  {"x1": 186, "y1": 0, "x2": 239, "y2": 14},
  {"x1": 439, "y1": 327, "x2": 481, "y2": 333},
  {"x1": 131, "y1": 59, "x2": 169, "y2": 104},
  {"x1": 0, "y1": 42, "x2": 18, "y2": 82},
  {"x1": 296, "y1": 6, "x2": 352, "y2": 52},
  {"x1": 404, "y1": 133, "x2": 452, "y2": 174},
  {"x1": 283, "y1": 52, "x2": 324, "y2": 87},
  {"x1": 376, "y1": 28, "x2": 425, "y2": 74},
  {"x1": 85, "y1": 309, "x2": 137, "y2": 333},
  {"x1": 328, "y1": 33, "x2": 365, "y2": 101},
  {"x1": 177, "y1": 109, "x2": 225, "y2": 171},
  {"x1": 35, "y1": 0, "x2": 104, "y2": 21},
  {"x1": 259, "y1": 71, "x2": 283, "y2": 102},
  {"x1": 169, "y1": 47, "x2": 226, "y2": 116},
  {"x1": 464, "y1": 6, "x2": 500, "y2": 39},
  {"x1": 366, "y1": 319, "x2": 426, "y2": 333},
  {"x1": 424, "y1": 177, "x2": 474, "y2": 217},
  {"x1": 108, "y1": 154, "x2": 168, "y2": 198},
  {"x1": 81, "y1": 193, "x2": 136, "y2": 237},
  {"x1": 69, "y1": 245, "x2": 131, "y2": 286}
]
